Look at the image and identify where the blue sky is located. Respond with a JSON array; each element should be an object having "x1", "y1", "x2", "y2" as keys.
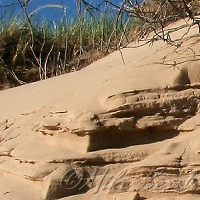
[{"x1": 1, "y1": 0, "x2": 123, "y2": 22}]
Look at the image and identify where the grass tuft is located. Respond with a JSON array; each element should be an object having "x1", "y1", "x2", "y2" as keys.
[{"x1": 0, "y1": 1, "x2": 137, "y2": 89}]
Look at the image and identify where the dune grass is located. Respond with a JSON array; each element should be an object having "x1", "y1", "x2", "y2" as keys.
[
  {"x1": 1, "y1": 0, "x2": 196, "y2": 90},
  {"x1": 0, "y1": 1, "x2": 138, "y2": 89}
]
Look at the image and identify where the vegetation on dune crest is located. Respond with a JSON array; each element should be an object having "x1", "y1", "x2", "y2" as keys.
[{"x1": 0, "y1": 0, "x2": 200, "y2": 90}]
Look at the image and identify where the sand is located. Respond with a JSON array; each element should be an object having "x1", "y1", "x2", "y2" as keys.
[{"x1": 1, "y1": 18, "x2": 200, "y2": 199}]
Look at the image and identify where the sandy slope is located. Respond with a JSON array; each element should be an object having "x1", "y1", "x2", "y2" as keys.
[
  {"x1": 1, "y1": 20, "x2": 197, "y2": 119},
  {"x1": 1, "y1": 18, "x2": 200, "y2": 200}
]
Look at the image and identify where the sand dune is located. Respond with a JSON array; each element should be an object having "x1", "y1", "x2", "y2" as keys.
[{"x1": 1, "y1": 19, "x2": 200, "y2": 199}]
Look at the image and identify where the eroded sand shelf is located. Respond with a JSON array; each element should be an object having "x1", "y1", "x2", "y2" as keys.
[{"x1": 1, "y1": 19, "x2": 200, "y2": 200}]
